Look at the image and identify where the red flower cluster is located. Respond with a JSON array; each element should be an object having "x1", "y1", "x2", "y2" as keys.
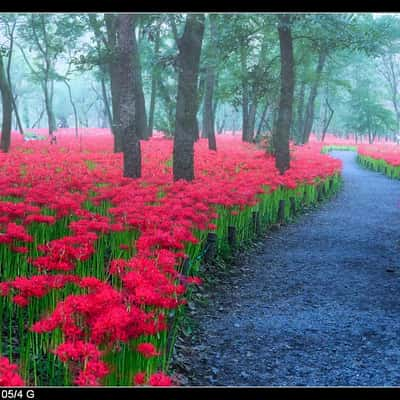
[
  {"x1": 133, "y1": 371, "x2": 174, "y2": 386},
  {"x1": 53, "y1": 341, "x2": 108, "y2": 386},
  {"x1": 0, "y1": 356, "x2": 25, "y2": 386}
]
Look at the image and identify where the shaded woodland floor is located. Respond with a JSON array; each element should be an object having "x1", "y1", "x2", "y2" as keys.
[{"x1": 177, "y1": 151, "x2": 400, "y2": 386}]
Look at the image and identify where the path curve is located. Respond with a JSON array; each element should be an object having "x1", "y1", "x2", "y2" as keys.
[{"x1": 184, "y1": 151, "x2": 400, "y2": 386}]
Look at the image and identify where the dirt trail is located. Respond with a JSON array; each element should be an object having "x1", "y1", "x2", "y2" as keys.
[{"x1": 183, "y1": 151, "x2": 400, "y2": 386}]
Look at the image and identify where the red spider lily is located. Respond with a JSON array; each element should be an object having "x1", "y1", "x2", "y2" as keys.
[
  {"x1": 133, "y1": 372, "x2": 146, "y2": 385},
  {"x1": 148, "y1": 372, "x2": 174, "y2": 386},
  {"x1": 137, "y1": 343, "x2": 160, "y2": 358},
  {"x1": 0, "y1": 357, "x2": 25, "y2": 386},
  {"x1": 133, "y1": 371, "x2": 174, "y2": 386}
]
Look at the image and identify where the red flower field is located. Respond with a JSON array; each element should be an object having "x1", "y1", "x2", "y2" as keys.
[{"x1": 0, "y1": 129, "x2": 342, "y2": 386}]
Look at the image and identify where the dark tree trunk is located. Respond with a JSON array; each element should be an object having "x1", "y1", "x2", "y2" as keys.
[
  {"x1": 301, "y1": 48, "x2": 327, "y2": 144},
  {"x1": 147, "y1": 21, "x2": 161, "y2": 139},
  {"x1": 116, "y1": 14, "x2": 141, "y2": 178},
  {"x1": 173, "y1": 14, "x2": 205, "y2": 181},
  {"x1": 0, "y1": 53, "x2": 13, "y2": 152},
  {"x1": 132, "y1": 16, "x2": 148, "y2": 140},
  {"x1": 273, "y1": 15, "x2": 294, "y2": 174}
]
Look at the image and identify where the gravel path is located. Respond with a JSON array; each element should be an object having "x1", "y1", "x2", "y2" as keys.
[{"x1": 183, "y1": 151, "x2": 400, "y2": 386}]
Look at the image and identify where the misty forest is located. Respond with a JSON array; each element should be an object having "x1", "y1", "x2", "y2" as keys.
[{"x1": 1, "y1": 13, "x2": 400, "y2": 387}]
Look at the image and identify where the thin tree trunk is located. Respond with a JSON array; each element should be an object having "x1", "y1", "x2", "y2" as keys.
[
  {"x1": 194, "y1": 76, "x2": 205, "y2": 141},
  {"x1": 321, "y1": 98, "x2": 334, "y2": 142},
  {"x1": 43, "y1": 77, "x2": 56, "y2": 136},
  {"x1": 6, "y1": 21, "x2": 24, "y2": 136},
  {"x1": 63, "y1": 79, "x2": 79, "y2": 138},
  {"x1": 89, "y1": 15, "x2": 115, "y2": 137},
  {"x1": 132, "y1": 15, "x2": 148, "y2": 140},
  {"x1": 202, "y1": 14, "x2": 217, "y2": 150},
  {"x1": 202, "y1": 65, "x2": 217, "y2": 150},
  {"x1": 255, "y1": 101, "x2": 269, "y2": 141},
  {"x1": 100, "y1": 75, "x2": 113, "y2": 129},
  {"x1": 105, "y1": 14, "x2": 123, "y2": 153},
  {"x1": 31, "y1": 108, "x2": 44, "y2": 128},
  {"x1": 173, "y1": 14, "x2": 205, "y2": 181},
  {"x1": 248, "y1": 101, "x2": 257, "y2": 141},
  {"x1": 0, "y1": 53, "x2": 13, "y2": 152},
  {"x1": 247, "y1": 31, "x2": 268, "y2": 142},
  {"x1": 273, "y1": 15, "x2": 294, "y2": 174},
  {"x1": 301, "y1": 48, "x2": 327, "y2": 144},
  {"x1": 295, "y1": 80, "x2": 306, "y2": 143},
  {"x1": 240, "y1": 42, "x2": 250, "y2": 142},
  {"x1": 147, "y1": 21, "x2": 161, "y2": 138},
  {"x1": 116, "y1": 14, "x2": 141, "y2": 178},
  {"x1": 202, "y1": 62, "x2": 215, "y2": 140}
]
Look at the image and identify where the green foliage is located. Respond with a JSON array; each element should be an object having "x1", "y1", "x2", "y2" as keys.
[{"x1": 345, "y1": 79, "x2": 396, "y2": 138}]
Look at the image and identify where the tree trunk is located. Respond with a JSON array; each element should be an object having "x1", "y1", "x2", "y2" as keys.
[
  {"x1": 240, "y1": 42, "x2": 250, "y2": 142},
  {"x1": 202, "y1": 64, "x2": 217, "y2": 150},
  {"x1": 273, "y1": 15, "x2": 294, "y2": 174},
  {"x1": 202, "y1": 66, "x2": 217, "y2": 150},
  {"x1": 0, "y1": 53, "x2": 13, "y2": 152},
  {"x1": 105, "y1": 14, "x2": 123, "y2": 152},
  {"x1": 6, "y1": 21, "x2": 24, "y2": 136},
  {"x1": 255, "y1": 101, "x2": 269, "y2": 141},
  {"x1": 132, "y1": 15, "x2": 148, "y2": 140},
  {"x1": 100, "y1": 75, "x2": 113, "y2": 129},
  {"x1": 43, "y1": 80, "x2": 56, "y2": 137},
  {"x1": 301, "y1": 48, "x2": 327, "y2": 144},
  {"x1": 147, "y1": 21, "x2": 161, "y2": 138},
  {"x1": 116, "y1": 14, "x2": 141, "y2": 178},
  {"x1": 295, "y1": 80, "x2": 306, "y2": 143},
  {"x1": 247, "y1": 31, "x2": 268, "y2": 142},
  {"x1": 321, "y1": 98, "x2": 334, "y2": 142},
  {"x1": 9, "y1": 90, "x2": 24, "y2": 135},
  {"x1": 173, "y1": 14, "x2": 205, "y2": 181},
  {"x1": 248, "y1": 101, "x2": 257, "y2": 141},
  {"x1": 64, "y1": 79, "x2": 79, "y2": 138},
  {"x1": 194, "y1": 76, "x2": 205, "y2": 141},
  {"x1": 31, "y1": 108, "x2": 44, "y2": 128},
  {"x1": 110, "y1": 66, "x2": 123, "y2": 152},
  {"x1": 201, "y1": 14, "x2": 217, "y2": 150}
]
